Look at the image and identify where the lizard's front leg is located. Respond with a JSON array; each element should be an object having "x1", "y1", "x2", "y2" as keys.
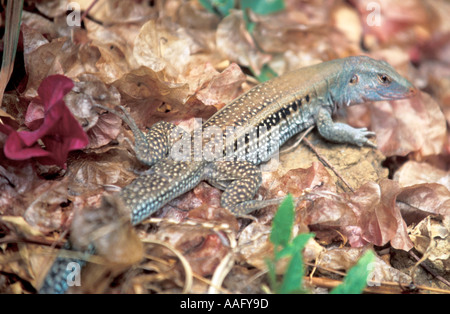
[
  {"x1": 316, "y1": 107, "x2": 377, "y2": 148},
  {"x1": 97, "y1": 105, "x2": 181, "y2": 166}
]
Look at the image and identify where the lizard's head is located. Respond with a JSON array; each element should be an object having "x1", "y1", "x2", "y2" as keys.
[{"x1": 339, "y1": 56, "x2": 417, "y2": 107}]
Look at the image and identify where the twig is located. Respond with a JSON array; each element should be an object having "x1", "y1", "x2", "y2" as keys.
[
  {"x1": 302, "y1": 137, "x2": 355, "y2": 193},
  {"x1": 141, "y1": 239, "x2": 193, "y2": 293},
  {"x1": 409, "y1": 250, "x2": 450, "y2": 288},
  {"x1": 280, "y1": 125, "x2": 315, "y2": 154},
  {"x1": 279, "y1": 126, "x2": 355, "y2": 192},
  {"x1": 80, "y1": 0, "x2": 99, "y2": 24}
]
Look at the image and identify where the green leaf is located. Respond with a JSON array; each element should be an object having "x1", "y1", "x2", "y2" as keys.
[
  {"x1": 278, "y1": 250, "x2": 304, "y2": 294},
  {"x1": 199, "y1": 0, "x2": 235, "y2": 17},
  {"x1": 254, "y1": 64, "x2": 278, "y2": 82},
  {"x1": 275, "y1": 233, "x2": 314, "y2": 261},
  {"x1": 241, "y1": 0, "x2": 285, "y2": 32},
  {"x1": 265, "y1": 257, "x2": 278, "y2": 293},
  {"x1": 240, "y1": 0, "x2": 285, "y2": 15},
  {"x1": 331, "y1": 250, "x2": 375, "y2": 294},
  {"x1": 270, "y1": 194, "x2": 294, "y2": 249}
]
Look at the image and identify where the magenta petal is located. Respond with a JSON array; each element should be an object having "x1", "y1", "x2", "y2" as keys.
[
  {"x1": 37, "y1": 75, "x2": 74, "y2": 111},
  {"x1": 3, "y1": 131, "x2": 50, "y2": 160},
  {"x1": 2, "y1": 74, "x2": 89, "y2": 167},
  {"x1": 0, "y1": 123, "x2": 14, "y2": 136}
]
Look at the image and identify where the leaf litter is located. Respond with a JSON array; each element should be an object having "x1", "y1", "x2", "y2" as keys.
[{"x1": 0, "y1": 0, "x2": 449, "y2": 294}]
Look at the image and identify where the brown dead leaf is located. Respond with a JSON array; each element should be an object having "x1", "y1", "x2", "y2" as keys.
[
  {"x1": 71, "y1": 194, "x2": 143, "y2": 264},
  {"x1": 394, "y1": 161, "x2": 450, "y2": 190},
  {"x1": 133, "y1": 19, "x2": 191, "y2": 80},
  {"x1": 64, "y1": 74, "x2": 123, "y2": 148},
  {"x1": 146, "y1": 219, "x2": 232, "y2": 277},
  {"x1": 67, "y1": 194, "x2": 143, "y2": 293},
  {"x1": 175, "y1": 2, "x2": 220, "y2": 34},
  {"x1": 363, "y1": 180, "x2": 413, "y2": 251},
  {"x1": 409, "y1": 216, "x2": 450, "y2": 274},
  {"x1": 77, "y1": 0, "x2": 155, "y2": 25},
  {"x1": 371, "y1": 92, "x2": 446, "y2": 157},
  {"x1": 317, "y1": 247, "x2": 411, "y2": 284},
  {"x1": 112, "y1": 66, "x2": 217, "y2": 127},
  {"x1": 304, "y1": 179, "x2": 413, "y2": 251},
  {"x1": 34, "y1": 0, "x2": 67, "y2": 18},
  {"x1": 195, "y1": 63, "x2": 247, "y2": 108},
  {"x1": 0, "y1": 159, "x2": 41, "y2": 216},
  {"x1": 84, "y1": 19, "x2": 133, "y2": 84},
  {"x1": 253, "y1": 19, "x2": 351, "y2": 67},
  {"x1": 260, "y1": 161, "x2": 337, "y2": 218},
  {"x1": 0, "y1": 216, "x2": 43, "y2": 238},
  {"x1": 216, "y1": 11, "x2": 271, "y2": 74},
  {"x1": 23, "y1": 178, "x2": 71, "y2": 234},
  {"x1": 396, "y1": 183, "x2": 450, "y2": 225},
  {"x1": 22, "y1": 37, "x2": 66, "y2": 97},
  {"x1": 351, "y1": 0, "x2": 437, "y2": 46},
  {"x1": 66, "y1": 148, "x2": 139, "y2": 195},
  {"x1": 21, "y1": 11, "x2": 59, "y2": 42},
  {"x1": 113, "y1": 65, "x2": 189, "y2": 104}
]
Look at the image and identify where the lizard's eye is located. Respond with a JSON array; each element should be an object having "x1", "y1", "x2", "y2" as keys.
[
  {"x1": 378, "y1": 74, "x2": 392, "y2": 85},
  {"x1": 349, "y1": 74, "x2": 358, "y2": 84}
]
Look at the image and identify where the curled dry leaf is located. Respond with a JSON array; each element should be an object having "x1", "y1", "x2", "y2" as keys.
[
  {"x1": 23, "y1": 179, "x2": 70, "y2": 234},
  {"x1": 396, "y1": 183, "x2": 450, "y2": 225},
  {"x1": 216, "y1": 11, "x2": 272, "y2": 74},
  {"x1": 65, "y1": 74, "x2": 122, "y2": 149},
  {"x1": 195, "y1": 63, "x2": 247, "y2": 108},
  {"x1": 351, "y1": 0, "x2": 437, "y2": 46},
  {"x1": 394, "y1": 161, "x2": 450, "y2": 190},
  {"x1": 317, "y1": 247, "x2": 411, "y2": 284},
  {"x1": 77, "y1": 0, "x2": 155, "y2": 25},
  {"x1": 70, "y1": 194, "x2": 143, "y2": 265},
  {"x1": 371, "y1": 92, "x2": 446, "y2": 157},
  {"x1": 133, "y1": 20, "x2": 191, "y2": 80},
  {"x1": 66, "y1": 148, "x2": 140, "y2": 195},
  {"x1": 361, "y1": 180, "x2": 413, "y2": 251},
  {"x1": 84, "y1": 20, "x2": 133, "y2": 84},
  {"x1": 252, "y1": 16, "x2": 352, "y2": 68},
  {"x1": 112, "y1": 66, "x2": 217, "y2": 127},
  {"x1": 0, "y1": 216, "x2": 43, "y2": 238},
  {"x1": 145, "y1": 220, "x2": 233, "y2": 277},
  {"x1": 304, "y1": 179, "x2": 413, "y2": 251},
  {"x1": 86, "y1": 112, "x2": 122, "y2": 149},
  {"x1": 409, "y1": 216, "x2": 450, "y2": 273},
  {"x1": 67, "y1": 194, "x2": 143, "y2": 293}
]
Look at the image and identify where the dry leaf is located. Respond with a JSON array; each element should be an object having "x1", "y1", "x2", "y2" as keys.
[
  {"x1": 371, "y1": 92, "x2": 446, "y2": 157},
  {"x1": 394, "y1": 161, "x2": 450, "y2": 190}
]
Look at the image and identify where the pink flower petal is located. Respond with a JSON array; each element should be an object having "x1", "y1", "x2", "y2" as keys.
[{"x1": 1, "y1": 75, "x2": 89, "y2": 168}]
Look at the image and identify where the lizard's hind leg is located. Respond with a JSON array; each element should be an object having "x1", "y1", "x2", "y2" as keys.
[{"x1": 205, "y1": 160, "x2": 263, "y2": 215}]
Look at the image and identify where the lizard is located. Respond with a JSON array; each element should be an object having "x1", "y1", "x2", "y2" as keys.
[{"x1": 39, "y1": 55, "x2": 417, "y2": 293}]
